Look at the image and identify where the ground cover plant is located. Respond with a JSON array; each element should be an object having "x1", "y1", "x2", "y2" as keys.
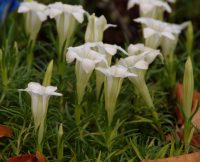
[{"x1": 0, "y1": 0, "x2": 200, "y2": 162}]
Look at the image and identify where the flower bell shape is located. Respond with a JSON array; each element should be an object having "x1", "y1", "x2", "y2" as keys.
[
  {"x1": 128, "y1": 43, "x2": 162, "y2": 58},
  {"x1": 120, "y1": 46, "x2": 161, "y2": 78},
  {"x1": 127, "y1": 0, "x2": 171, "y2": 20},
  {"x1": 85, "y1": 14, "x2": 116, "y2": 42},
  {"x1": 88, "y1": 42, "x2": 128, "y2": 65},
  {"x1": 87, "y1": 42, "x2": 128, "y2": 98},
  {"x1": 161, "y1": 22, "x2": 188, "y2": 59},
  {"x1": 20, "y1": 82, "x2": 62, "y2": 145},
  {"x1": 47, "y1": 2, "x2": 86, "y2": 53},
  {"x1": 66, "y1": 44, "x2": 107, "y2": 104},
  {"x1": 119, "y1": 44, "x2": 161, "y2": 107},
  {"x1": 0, "y1": 0, "x2": 19, "y2": 24},
  {"x1": 18, "y1": 1, "x2": 47, "y2": 43},
  {"x1": 134, "y1": 17, "x2": 188, "y2": 59},
  {"x1": 96, "y1": 65, "x2": 136, "y2": 126}
]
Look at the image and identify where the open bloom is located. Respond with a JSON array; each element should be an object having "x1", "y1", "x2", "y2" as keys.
[
  {"x1": 135, "y1": 17, "x2": 188, "y2": 59},
  {"x1": 128, "y1": 43, "x2": 162, "y2": 58},
  {"x1": 0, "y1": 0, "x2": 19, "y2": 23},
  {"x1": 66, "y1": 44, "x2": 107, "y2": 104},
  {"x1": 85, "y1": 14, "x2": 116, "y2": 42},
  {"x1": 47, "y1": 2, "x2": 86, "y2": 53},
  {"x1": 120, "y1": 44, "x2": 161, "y2": 78},
  {"x1": 119, "y1": 44, "x2": 161, "y2": 107},
  {"x1": 88, "y1": 42, "x2": 128, "y2": 65},
  {"x1": 96, "y1": 65, "x2": 136, "y2": 126},
  {"x1": 87, "y1": 42, "x2": 127, "y2": 98},
  {"x1": 18, "y1": 1, "x2": 47, "y2": 42},
  {"x1": 127, "y1": 0, "x2": 171, "y2": 20},
  {"x1": 20, "y1": 82, "x2": 62, "y2": 145}
]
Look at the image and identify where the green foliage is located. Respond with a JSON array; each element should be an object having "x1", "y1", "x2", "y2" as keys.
[{"x1": 0, "y1": 0, "x2": 200, "y2": 162}]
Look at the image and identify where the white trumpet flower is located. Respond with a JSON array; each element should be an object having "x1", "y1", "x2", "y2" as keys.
[
  {"x1": 18, "y1": 1, "x2": 47, "y2": 42},
  {"x1": 85, "y1": 14, "x2": 116, "y2": 42},
  {"x1": 128, "y1": 43, "x2": 162, "y2": 60},
  {"x1": 96, "y1": 65, "x2": 136, "y2": 126},
  {"x1": 87, "y1": 42, "x2": 128, "y2": 98},
  {"x1": 120, "y1": 45, "x2": 161, "y2": 78},
  {"x1": 119, "y1": 44, "x2": 161, "y2": 107},
  {"x1": 66, "y1": 44, "x2": 107, "y2": 104},
  {"x1": 88, "y1": 42, "x2": 128, "y2": 65},
  {"x1": 134, "y1": 17, "x2": 188, "y2": 58},
  {"x1": 20, "y1": 82, "x2": 62, "y2": 145},
  {"x1": 47, "y1": 2, "x2": 86, "y2": 53},
  {"x1": 127, "y1": 0, "x2": 171, "y2": 20}
]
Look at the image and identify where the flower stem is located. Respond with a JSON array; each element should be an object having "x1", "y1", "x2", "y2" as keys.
[
  {"x1": 75, "y1": 104, "x2": 82, "y2": 125},
  {"x1": 57, "y1": 124, "x2": 64, "y2": 162},
  {"x1": 36, "y1": 120, "x2": 45, "y2": 153},
  {"x1": 130, "y1": 77, "x2": 164, "y2": 139},
  {"x1": 26, "y1": 40, "x2": 35, "y2": 70},
  {"x1": 151, "y1": 110, "x2": 164, "y2": 140},
  {"x1": 165, "y1": 54, "x2": 176, "y2": 89},
  {"x1": 183, "y1": 120, "x2": 194, "y2": 153}
]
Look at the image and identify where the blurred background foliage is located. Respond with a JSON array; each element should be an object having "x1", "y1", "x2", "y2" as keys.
[
  {"x1": 12, "y1": 0, "x2": 200, "y2": 48},
  {"x1": 30, "y1": 0, "x2": 200, "y2": 46},
  {"x1": 43, "y1": 0, "x2": 200, "y2": 46}
]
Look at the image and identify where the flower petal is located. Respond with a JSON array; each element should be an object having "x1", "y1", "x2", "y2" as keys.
[
  {"x1": 134, "y1": 60, "x2": 149, "y2": 70},
  {"x1": 104, "y1": 24, "x2": 117, "y2": 30},
  {"x1": 66, "y1": 48, "x2": 77, "y2": 63},
  {"x1": 18, "y1": 5, "x2": 30, "y2": 13},
  {"x1": 72, "y1": 10, "x2": 85, "y2": 23},
  {"x1": 143, "y1": 27, "x2": 157, "y2": 38},
  {"x1": 81, "y1": 59, "x2": 96, "y2": 74},
  {"x1": 45, "y1": 86, "x2": 62, "y2": 96},
  {"x1": 162, "y1": 31, "x2": 175, "y2": 40}
]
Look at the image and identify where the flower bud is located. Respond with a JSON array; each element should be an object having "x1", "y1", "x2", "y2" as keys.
[
  {"x1": 57, "y1": 123, "x2": 64, "y2": 161},
  {"x1": 183, "y1": 57, "x2": 194, "y2": 119},
  {"x1": 43, "y1": 60, "x2": 54, "y2": 86}
]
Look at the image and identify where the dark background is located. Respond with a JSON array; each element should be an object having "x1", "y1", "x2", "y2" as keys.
[{"x1": 40, "y1": 0, "x2": 200, "y2": 47}]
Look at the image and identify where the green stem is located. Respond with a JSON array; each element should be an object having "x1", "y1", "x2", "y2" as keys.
[
  {"x1": 0, "y1": 91, "x2": 6, "y2": 104},
  {"x1": 165, "y1": 54, "x2": 176, "y2": 89},
  {"x1": 58, "y1": 37, "x2": 70, "y2": 78},
  {"x1": 75, "y1": 104, "x2": 82, "y2": 125},
  {"x1": 130, "y1": 77, "x2": 164, "y2": 139},
  {"x1": 183, "y1": 120, "x2": 194, "y2": 153},
  {"x1": 36, "y1": 143, "x2": 43, "y2": 153},
  {"x1": 26, "y1": 40, "x2": 35, "y2": 70},
  {"x1": 36, "y1": 120, "x2": 45, "y2": 153},
  {"x1": 151, "y1": 111, "x2": 164, "y2": 140}
]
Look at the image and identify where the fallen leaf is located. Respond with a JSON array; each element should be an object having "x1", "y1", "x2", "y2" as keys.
[
  {"x1": 141, "y1": 151, "x2": 200, "y2": 162},
  {"x1": 176, "y1": 83, "x2": 183, "y2": 104},
  {"x1": 6, "y1": 154, "x2": 36, "y2": 162},
  {"x1": 0, "y1": 125, "x2": 12, "y2": 138},
  {"x1": 191, "y1": 108, "x2": 200, "y2": 128},
  {"x1": 175, "y1": 83, "x2": 184, "y2": 126},
  {"x1": 6, "y1": 152, "x2": 46, "y2": 162}
]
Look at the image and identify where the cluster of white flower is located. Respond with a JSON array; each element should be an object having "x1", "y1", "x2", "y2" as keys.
[{"x1": 19, "y1": 0, "x2": 188, "y2": 127}]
